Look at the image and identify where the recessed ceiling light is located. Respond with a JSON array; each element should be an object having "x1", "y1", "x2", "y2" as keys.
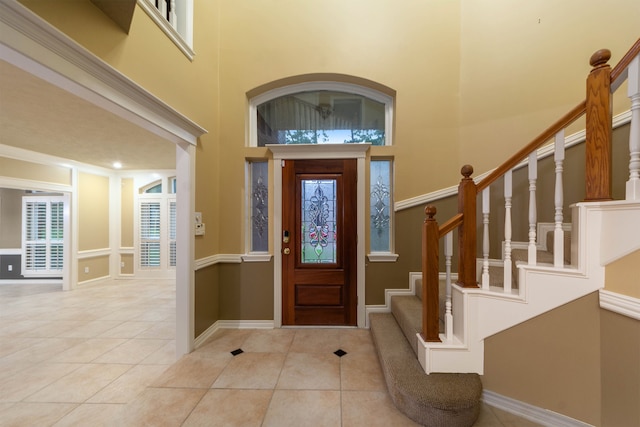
[{"x1": 113, "y1": 162, "x2": 122, "y2": 169}]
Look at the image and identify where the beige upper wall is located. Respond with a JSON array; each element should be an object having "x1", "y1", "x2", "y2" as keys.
[
  {"x1": 217, "y1": 0, "x2": 461, "y2": 251},
  {"x1": 17, "y1": 0, "x2": 640, "y2": 256},
  {"x1": 459, "y1": 0, "x2": 640, "y2": 173},
  {"x1": 0, "y1": 188, "x2": 23, "y2": 248}
]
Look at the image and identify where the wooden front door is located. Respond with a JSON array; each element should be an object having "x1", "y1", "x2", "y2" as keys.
[{"x1": 281, "y1": 159, "x2": 357, "y2": 326}]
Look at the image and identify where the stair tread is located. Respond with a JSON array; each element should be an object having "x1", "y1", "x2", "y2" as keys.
[{"x1": 369, "y1": 312, "x2": 482, "y2": 426}]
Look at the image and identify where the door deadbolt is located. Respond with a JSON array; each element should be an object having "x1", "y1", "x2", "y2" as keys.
[{"x1": 283, "y1": 230, "x2": 290, "y2": 243}]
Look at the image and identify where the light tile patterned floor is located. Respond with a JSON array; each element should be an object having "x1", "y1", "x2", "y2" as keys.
[{"x1": 0, "y1": 279, "x2": 542, "y2": 426}]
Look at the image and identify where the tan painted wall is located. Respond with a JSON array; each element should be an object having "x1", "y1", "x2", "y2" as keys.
[
  {"x1": 120, "y1": 253, "x2": 134, "y2": 275},
  {"x1": 601, "y1": 310, "x2": 640, "y2": 427},
  {"x1": 0, "y1": 156, "x2": 71, "y2": 186},
  {"x1": 458, "y1": 0, "x2": 639, "y2": 173},
  {"x1": 0, "y1": 188, "x2": 23, "y2": 248},
  {"x1": 120, "y1": 178, "x2": 134, "y2": 248},
  {"x1": 78, "y1": 172, "x2": 109, "y2": 251},
  {"x1": 605, "y1": 249, "x2": 640, "y2": 299},
  {"x1": 78, "y1": 255, "x2": 110, "y2": 283},
  {"x1": 218, "y1": 261, "x2": 274, "y2": 321},
  {"x1": 195, "y1": 264, "x2": 219, "y2": 337},
  {"x1": 483, "y1": 293, "x2": 602, "y2": 426}
]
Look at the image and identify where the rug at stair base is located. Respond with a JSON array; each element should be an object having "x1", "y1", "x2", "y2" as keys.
[{"x1": 369, "y1": 312, "x2": 482, "y2": 427}]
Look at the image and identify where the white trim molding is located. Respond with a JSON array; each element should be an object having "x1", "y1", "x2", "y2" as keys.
[
  {"x1": 483, "y1": 390, "x2": 594, "y2": 427},
  {"x1": 367, "y1": 253, "x2": 399, "y2": 262},
  {"x1": 599, "y1": 289, "x2": 640, "y2": 320},
  {"x1": 242, "y1": 253, "x2": 273, "y2": 262},
  {"x1": 194, "y1": 254, "x2": 243, "y2": 270},
  {"x1": 194, "y1": 320, "x2": 275, "y2": 349},
  {"x1": 77, "y1": 248, "x2": 111, "y2": 259}
]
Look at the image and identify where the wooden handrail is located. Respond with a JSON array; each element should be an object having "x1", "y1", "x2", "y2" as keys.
[
  {"x1": 476, "y1": 101, "x2": 586, "y2": 192},
  {"x1": 438, "y1": 213, "x2": 463, "y2": 237},
  {"x1": 611, "y1": 37, "x2": 640, "y2": 83}
]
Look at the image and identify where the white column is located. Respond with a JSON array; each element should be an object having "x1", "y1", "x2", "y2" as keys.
[
  {"x1": 554, "y1": 130, "x2": 565, "y2": 267},
  {"x1": 627, "y1": 55, "x2": 640, "y2": 200},
  {"x1": 444, "y1": 232, "x2": 453, "y2": 342},
  {"x1": 176, "y1": 141, "x2": 195, "y2": 358},
  {"x1": 481, "y1": 187, "x2": 490, "y2": 290},
  {"x1": 528, "y1": 152, "x2": 537, "y2": 266},
  {"x1": 503, "y1": 170, "x2": 512, "y2": 293}
]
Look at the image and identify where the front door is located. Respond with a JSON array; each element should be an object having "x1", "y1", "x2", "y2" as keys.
[{"x1": 281, "y1": 159, "x2": 357, "y2": 326}]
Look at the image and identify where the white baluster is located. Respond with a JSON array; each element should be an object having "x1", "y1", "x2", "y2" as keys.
[
  {"x1": 627, "y1": 55, "x2": 640, "y2": 200},
  {"x1": 158, "y1": 0, "x2": 167, "y2": 19},
  {"x1": 444, "y1": 232, "x2": 454, "y2": 342},
  {"x1": 528, "y1": 152, "x2": 537, "y2": 266},
  {"x1": 554, "y1": 130, "x2": 565, "y2": 267},
  {"x1": 481, "y1": 187, "x2": 490, "y2": 290},
  {"x1": 503, "y1": 170, "x2": 512, "y2": 293},
  {"x1": 169, "y1": 0, "x2": 178, "y2": 28}
]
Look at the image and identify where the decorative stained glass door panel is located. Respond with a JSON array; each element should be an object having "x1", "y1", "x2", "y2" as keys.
[{"x1": 282, "y1": 159, "x2": 357, "y2": 326}]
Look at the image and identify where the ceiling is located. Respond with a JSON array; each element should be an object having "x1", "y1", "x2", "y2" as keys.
[{"x1": 0, "y1": 59, "x2": 176, "y2": 171}]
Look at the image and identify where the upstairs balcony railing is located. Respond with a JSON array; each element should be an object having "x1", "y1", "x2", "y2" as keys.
[{"x1": 422, "y1": 38, "x2": 640, "y2": 343}]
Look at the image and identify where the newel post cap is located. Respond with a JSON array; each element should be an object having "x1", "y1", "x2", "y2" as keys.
[
  {"x1": 461, "y1": 164, "x2": 474, "y2": 179},
  {"x1": 589, "y1": 49, "x2": 611, "y2": 69},
  {"x1": 424, "y1": 205, "x2": 437, "y2": 220}
]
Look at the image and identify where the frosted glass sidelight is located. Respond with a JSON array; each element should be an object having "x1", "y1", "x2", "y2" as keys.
[
  {"x1": 250, "y1": 161, "x2": 269, "y2": 252},
  {"x1": 370, "y1": 160, "x2": 391, "y2": 252}
]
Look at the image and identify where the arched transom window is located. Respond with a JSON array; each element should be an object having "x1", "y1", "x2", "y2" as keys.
[{"x1": 249, "y1": 82, "x2": 393, "y2": 147}]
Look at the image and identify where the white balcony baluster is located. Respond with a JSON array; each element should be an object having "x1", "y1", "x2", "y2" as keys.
[
  {"x1": 503, "y1": 170, "x2": 513, "y2": 293},
  {"x1": 627, "y1": 55, "x2": 640, "y2": 200},
  {"x1": 528, "y1": 152, "x2": 537, "y2": 266},
  {"x1": 444, "y1": 232, "x2": 453, "y2": 342},
  {"x1": 554, "y1": 130, "x2": 565, "y2": 267},
  {"x1": 481, "y1": 187, "x2": 490, "y2": 290},
  {"x1": 169, "y1": 0, "x2": 178, "y2": 28}
]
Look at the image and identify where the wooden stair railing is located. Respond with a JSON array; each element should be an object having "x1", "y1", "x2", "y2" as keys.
[{"x1": 420, "y1": 38, "x2": 640, "y2": 343}]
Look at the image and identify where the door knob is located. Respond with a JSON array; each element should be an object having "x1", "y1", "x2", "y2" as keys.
[{"x1": 283, "y1": 248, "x2": 290, "y2": 255}]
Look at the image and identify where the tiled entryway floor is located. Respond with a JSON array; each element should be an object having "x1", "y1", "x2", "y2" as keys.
[{"x1": 0, "y1": 279, "x2": 541, "y2": 426}]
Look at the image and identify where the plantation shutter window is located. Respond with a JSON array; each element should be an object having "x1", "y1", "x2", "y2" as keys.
[
  {"x1": 22, "y1": 197, "x2": 65, "y2": 276},
  {"x1": 140, "y1": 201, "x2": 161, "y2": 267}
]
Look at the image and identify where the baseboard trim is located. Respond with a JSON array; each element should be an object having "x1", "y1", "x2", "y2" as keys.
[
  {"x1": 483, "y1": 390, "x2": 594, "y2": 427},
  {"x1": 194, "y1": 320, "x2": 275, "y2": 349}
]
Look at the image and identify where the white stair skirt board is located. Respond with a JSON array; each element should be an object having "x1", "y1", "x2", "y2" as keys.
[
  {"x1": 483, "y1": 390, "x2": 594, "y2": 427},
  {"x1": 417, "y1": 201, "x2": 640, "y2": 374}
]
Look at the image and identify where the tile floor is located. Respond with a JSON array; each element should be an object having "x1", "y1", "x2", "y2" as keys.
[{"x1": 0, "y1": 279, "x2": 541, "y2": 426}]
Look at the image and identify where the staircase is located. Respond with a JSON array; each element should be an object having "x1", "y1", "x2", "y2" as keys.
[{"x1": 368, "y1": 40, "x2": 640, "y2": 426}]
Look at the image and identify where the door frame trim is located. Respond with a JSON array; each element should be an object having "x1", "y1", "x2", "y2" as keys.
[{"x1": 269, "y1": 144, "x2": 370, "y2": 328}]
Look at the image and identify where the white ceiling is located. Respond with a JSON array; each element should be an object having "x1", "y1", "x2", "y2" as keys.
[{"x1": 0, "y1": 59, "x2": 176, "y2": 171}]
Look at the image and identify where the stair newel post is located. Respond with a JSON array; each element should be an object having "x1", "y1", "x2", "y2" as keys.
[
  {"x1": 528, "y1": 152, "x2": 538, "y2": 266},
  {"x1": 481, "y1": 188, "x2": 491, "y2": 290},
  {"x1": 585, "y1": 48, "x2": 613, "y2": 201},
  {"x1": 554, "y1": 130, "x2": 566, "y2": 267},
  {"x1": 422, "y1": 205, "x2": 441, "y2": 342},
  {"x1": 457, "y1": 165, "x2": 478, "y2": 288},
  {"x1": 627, "y1": 55, "x2": 640, "y2": 200}
]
